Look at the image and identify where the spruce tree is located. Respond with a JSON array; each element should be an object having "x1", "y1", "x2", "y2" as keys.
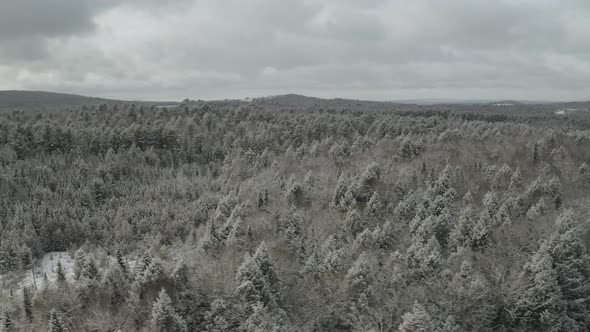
[
  {"x1": 150, "y1": 289, "x2": 186, "y2": 332},
  {"x1": 344, "y1": 253, "x2": 372, "y2": 297},
  {"x1": 0, "y1": 312, "x2": 15, "y2": 332},
  {"x1": 56, "y1": 260, "x2": 66, "y2": 284},
  {"x1": 515, "y1": 210, "x2": 590, "y2": 331},
  {"x1": 116, "y1": 249, "x2": 128, "y2": 275},
  {"x1": 23, "y1": 287, "x2": 33, "y2": 323},
  {"x1": 398, "y1": 302, "x2": 436, "y2": 332},
  {"x1": 253, "y1": 242, "x2": 282, "y2": 304},
  {"x1": 345, "y1": 209, "x2": 366, "y2": 238},
  {"x1": 48, "y1": 310, "x2": 68, "y2": 332}
]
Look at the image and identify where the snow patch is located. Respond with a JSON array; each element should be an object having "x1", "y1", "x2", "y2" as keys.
[{"x1": 21, "y1": 251, "x2": 75, "y2": 289}]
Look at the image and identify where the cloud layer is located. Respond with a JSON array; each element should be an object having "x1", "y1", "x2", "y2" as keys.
[{"x1": 1, "y1": 0, "x2": 589, "y2": 101}]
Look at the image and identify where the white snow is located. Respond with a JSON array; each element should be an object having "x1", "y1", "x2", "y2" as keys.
[
  {"x1": 21, "y1": 251, "x2": 75, "y2": 289},
  {"x1": 556, "y1": 108, "x2": 578, "y2": 115}
]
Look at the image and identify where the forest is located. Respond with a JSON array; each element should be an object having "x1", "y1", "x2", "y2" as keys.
[{"x1": 0, "y1": 98, "x2": 590, "y2": 331}]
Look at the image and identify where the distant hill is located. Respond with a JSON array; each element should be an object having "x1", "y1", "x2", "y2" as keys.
[
  {"x1": 253, "y1": 93, "x2": 408, "y2": 111},
  {"x1": 0, "y1": 90, "x2": 118, "y2": 107}
]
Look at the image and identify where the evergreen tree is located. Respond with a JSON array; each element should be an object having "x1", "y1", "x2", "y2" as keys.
[
  {"x1": 398, "y1": 302, "x2": 436, "y2": 332},
  {"x1": 0, "y1": 312, "x2": 15, "y2": 332},
  {"x1": 116, "y1": 249, "x2": 128, "y2": 275},
  {"x1": 48, "y1": 310, "x2": 68, "y2": 332},
  {"x1": 23, "y1": 287, "x2": 33, "y2": 322},
  {"x1": 515, "y1": 211, "x2": 590, "y2": 331},
  {"x1": 253, "y1": 242, "x2": 282, "y2": 304},
  {"x1": 333, "y1": 175, "x2": 349, "y2": 207},
  {"x1": 450, "y1": 206, "x2": 488, "y2": 250},
  {"x1": 509, "y1": 167, "x2": 523, "y2": 191},
  {"x1": 103, "y1": 263, "x2": 129, "y2": 305},
  {"x1": 205, "y1": 299, "x2": 231, "y2": 332},
  {"x1": 407, "y1": 236, "x2": 443, "y2": 278},
  {"x1": 235, "y1": 255, "x2": 269, "y2": 306},
  {"x1": 345, "y1": 209, "x2": 366, "y2": 238},
  {"x1": 366, "y1": 191, "x2": 384, "y2": 220},
  {"x1": 150, "y1": 289, "x2": 187, "y2": 332},
  {"x1": 56, "y1": 260, "x2": 66, "y2": 284},
  {"x1": 344, "y1": 253, "x2": 372, "y2": 297}
]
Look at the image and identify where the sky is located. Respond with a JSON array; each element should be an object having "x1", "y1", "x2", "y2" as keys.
[{"x1": 1, "y1": 0, "x2": 590, "y2": 102}]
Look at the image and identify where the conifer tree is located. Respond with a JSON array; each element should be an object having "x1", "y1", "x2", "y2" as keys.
[
  {"x1": 103, "y1": 263, "x2": 129, "y2": 305},
  {"x1": 235, "y1": 255, "x2": 268, "y2": 306},
  {"x1": 366, "y1": 191, "x2": 384, "y2": 220},
  {"x1": 333, "y1": 175, "x2": 348, "y2": 207},
  {"x1": 407, "y1": 236, "x2": 442, "y2": 278},
  {"x1": 150, "y1": 289, "x2": 187, "y2": 332},
  {"x1": 345, "y1": 209, "x2": 366, "y2": 238},
  {"x1": 205, "y1": 299, "x2": 231, "y2": 332},
  {"x1": 509, "y1": 167, "x2": 523, "y2": 191},
  {"x1": 23, "y1": 287, "x2": 33, "y2": 323},
  {"x1": 253, "y1": 242, "x2": 282, "y2": 304},
  {"x1": 116, "y1": 249, "x2": 128, "y2": 275},
  {"x1": 344, "y1": 253, "x2": 372, "y2": 297},
  {"x1": 0, "y1": 311, "x2": 14, "y2": 332},
  {"x1": 450, "y1": 207, "x2": 488, "y2": 250},
  {"x1": 515, "y1": 210, "x2": 590, "y2": 331},
  {"x1": 56, "y1": 260, "x2": 66, "y2": 284},
  {"x1": 532, "y1": 143, "x2": 539, "y2": 164},
  {"x1": 398, "y1": 302, "x2": 436, "y2": 332},
  {"x1": 48, "y1": 310, "x2": 68, "y2": 332}
]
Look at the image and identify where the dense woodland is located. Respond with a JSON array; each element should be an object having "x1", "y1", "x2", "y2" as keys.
[{"x1": 0, "y1": 98, "x2": 590, "y2": 331}]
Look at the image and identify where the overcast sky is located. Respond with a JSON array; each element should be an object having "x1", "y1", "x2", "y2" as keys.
[{"x1": 1, "y1": 0, "x2": 589, "y2": 101}]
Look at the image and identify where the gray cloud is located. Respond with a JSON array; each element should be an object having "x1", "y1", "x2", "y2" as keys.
[{"x1": 1, "y1": 0, "x2": 590, "y2": 101}]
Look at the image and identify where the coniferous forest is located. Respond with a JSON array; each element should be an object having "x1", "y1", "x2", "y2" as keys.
[{"x1": 1, "y1": 98, "x2": 590, "y2": 331}]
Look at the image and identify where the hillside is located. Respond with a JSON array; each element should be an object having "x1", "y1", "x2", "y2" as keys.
[{"x1": 0, "y1": 90, "x2": 118, "y2": 107}]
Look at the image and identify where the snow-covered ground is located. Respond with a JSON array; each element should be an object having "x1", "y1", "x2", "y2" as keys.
[
  {"x1": 556, "y1": 108, "x2": 578, "y2": 115},
  {"x1": 20, "y1": 251, "x2": 75, "y2": 289}
]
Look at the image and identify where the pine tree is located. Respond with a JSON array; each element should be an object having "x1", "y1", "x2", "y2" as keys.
[
  {"x1": 0, "y1": 311, "x2": 15, "y2": 332},
  {"x1": 344, "y1": 253, "x2": 372, "y2": 297},
  {"x1": 82, "y1": 258, "x2": 99, "y2": 279},
  {"x1": 515, "y1": 210, "x2": 590, "y2": 331},
  {"x1": 345, "y1": 209, "x2": 366, "y2": 237},
  {"x1": 242, "y1": 302, "x2": 282, "y2": 332},
  {"x1": 257, "y1": 192, "x2": 264, "y2": 209},
  {"x1": 333, "y1": 175, "x2": 348, "y2": 207},
  {"x1": 253, "y1": 242, "x2": 282, "y2": 304},
  {"x1": 462, "y1": 191, "x2": 473, "y2": 205},
  {"x1": 116, "y1": 249, "x2": 128, "y2": 275},
  {"x1": 205, "y1": 299, "x2": 231, "y2": 332},
  {"x1": 366, "y1": 191, "x2": 384, "y2": 220},
  {"x1": 406, "y1": 236, "x2": 442, "y2": 278},
  {"x1": 300, "y1": 247, "x2": 322, "y2": 280},
  {"x1": 420, "y1": 160, "x2": 427, "y2": 177},
  {"x1": 450, "y1": 206, "x2": 488, "y2": 250},
  {"x1": 150, "y1": 289, "x2": 187, "y2": 332},
  {"x1": 509, "y1": 167, "x2": 523, "y2": 191},
  {"x1": 398, "y1": 302, "x2": 436, "y2": 332},
  {"x1": 103, "y1": 263, "x2": 129, "y2": 305},
  {"x1": 56, "y1": 260, "x2": 66, "y2": 284},
  {"x1": 440, "y1": 315, "x2": 462, "y2": 332},
  {"x1": 235, "y1": 255, "x2": 268, "y2": 305},
  {"x1": 48, "y1": 310, "x2": 68, "y2": 332},
  {"x1": 23, "y1": 287, "x2": 33, "y2": 322}
]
